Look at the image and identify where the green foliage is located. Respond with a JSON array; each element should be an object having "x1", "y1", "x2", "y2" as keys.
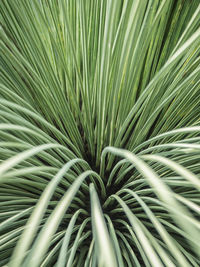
[{"x1": 0, "y1": 0, "x2": 200, "y2": 266}]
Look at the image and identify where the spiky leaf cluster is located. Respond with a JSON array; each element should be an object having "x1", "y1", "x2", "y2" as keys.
[{"x1": 0, "y1": 0, "x2": 200, "y2": 266}]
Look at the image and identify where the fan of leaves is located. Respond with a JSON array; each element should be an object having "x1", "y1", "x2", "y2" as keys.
[{"x1": 0, "y1": 0, "x2": 200, "y2": 266}]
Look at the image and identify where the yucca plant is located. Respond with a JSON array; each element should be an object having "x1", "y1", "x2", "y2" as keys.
[{"x1": 0, "y1": 0, "x2": 200, "y2": 266}]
